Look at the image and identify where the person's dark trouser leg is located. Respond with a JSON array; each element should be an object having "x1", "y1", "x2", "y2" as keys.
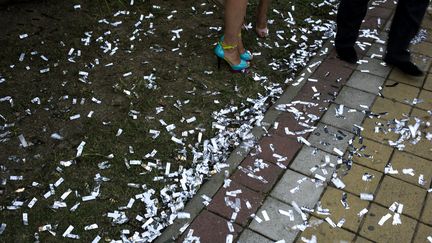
[
  {"x1": 335, "y1": 0, "x2": 370, "y2": 49},
  {"x1": 386, "y1": 0, "x2": 429, "y2": 62}
]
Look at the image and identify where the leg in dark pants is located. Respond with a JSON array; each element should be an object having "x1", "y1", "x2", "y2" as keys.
[
  {"x1": 335, "y1": 0, "x2": 370, "y2": 49},
  {"x1": 386, "y1": 0, "x2": 429, "y2": 62}
]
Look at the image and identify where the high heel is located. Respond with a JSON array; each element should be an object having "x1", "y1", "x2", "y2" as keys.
[
  {"x1": 220, "y1": 35, "x2": 253, "y2": 61},
  {"x1": 214, "y1": 41, "x2": 249, "y2": 72}
]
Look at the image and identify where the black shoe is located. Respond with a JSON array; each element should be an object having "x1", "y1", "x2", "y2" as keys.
[
  {"x1": 335, "y1": 46, "x2": 358, "y2": 64},
  {"x1": 383, "y1": 57, "x2": 424, "y2": 76}
]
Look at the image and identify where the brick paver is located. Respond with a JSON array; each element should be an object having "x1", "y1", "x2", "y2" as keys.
[{"x1": 163, "y1": 3, "x2": 432, "y2": 242}]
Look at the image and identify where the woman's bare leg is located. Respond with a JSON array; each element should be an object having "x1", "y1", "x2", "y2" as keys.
[
  {"x1": 223, "y1": 0, "x2": 248, "y2": 64},
  {"x1": 256, "y1": 0, "x2": 271, "y2": 37}
]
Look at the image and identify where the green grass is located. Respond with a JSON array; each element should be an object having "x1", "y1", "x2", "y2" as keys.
[{"x1": 0, "y1": 0, "x2": 335, "y2": 241}]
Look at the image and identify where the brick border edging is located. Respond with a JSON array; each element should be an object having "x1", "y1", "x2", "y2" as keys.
[{"x1": 155, "y1": 38, "x2": 335, "y2": 243}]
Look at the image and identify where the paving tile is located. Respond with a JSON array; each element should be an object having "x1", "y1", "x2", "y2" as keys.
[
  {"x1": 413, "y1": 223, "x2": 432, "y2": 243},
  {"x1": 347, "y1": 71, "x2": 386, "y2": 94},
  {"x1": 355, "y1": 236, "x2": 374, "y2": 243},
  {"x1": 366, "y1": 6, "x2": 393, "y2": 19},
  {"x1": 403, "y1": 109, "x2": 432, "y2": 160},
  {"x1": 314, "y1": 187, "x2": 369, "y2": 232},
  {"x1": 388, "y1": 69, "x2": 425, "y2": 88},
  {"x1": 411, "y1": 41, "x2": 432, "y2": 57},
  {"x1": 421, "y1": 194, "x2": 432, "y2": 225},
  {"x1": 351, "y1": 137, "x2": 393, "y2": 172},
  {"x1": 290, "y1": 146, "x2": 338, "y2": 181},
  {"x1": 359, "y1": 203, "x2": 417, "y2": 242},
  {"x1": 335, "y1": 86, "x2": 377, "y2": 110},
  {"x1": 207, "y1": 181, "x2": 265, "y2": 226},
  {"x1": 371, "y1": 97, "x2": 412, "y2": 120},
  {"x1": 237, "y1": 229, "x2": 273, "y2": 243},
  {"x1": 361, "y1": 117, "x2": 399, "y2": 144},
  {"x1": 253, "y1": 135, "x2": 302, "y2": 167},
  {"x1": 388, "y1": 54, "x2": 431, "y2": 88},
  {"x1": 424, "y1": 73, "x2": 432, "y2": 91},
  {"x1": 417, "y1": 89, "x2": 432, "y2": 111},
  {"x1": 390, "y1": 150, "x2": 432, "y2": 189},
  {"x1": 321, "y1": 103, "x2": 365, "y2": 132},
  {"x1": 366, "y1": 44, "x2": 386, "y2": 59},
  {"x1": 356, "y1": 58, "x2": 390, "y2": 78},
  {"x1": 299, "y1": 216, "x2": 356, "y2": 242},
  {"x1": 179, "y1": 210, "x2": 242, "y2": 242},
  {"x1": 340, "y1": 163, "x2": 383, "y2": 196},
  {"x1": 249, "y1": 197, "x2": 303, "y2": 241},
  {"x1": 271, "y1": 169, "x2": 324, "y2": 208},
  {"x1": 307, "y1": 123, "x2": 354, "y2": 156},
  {"x1": 375, "y1": 176, "x2": 427, "y2": 218},
  {"x1": 405, "y1": 117, "x2": 432, "y2": 159},
  {"x1": 270, "y1": 112, "x2": 306, "y2": 138},
  {"x1": 309, "y1": 59, "x2": 354, "y2": 84},
  {"x1": 382, "y1": 80, "x2": 420, "y2": 104},
  {"x1": 230, "y1": 156, "x2": 284, "y2": 193}
]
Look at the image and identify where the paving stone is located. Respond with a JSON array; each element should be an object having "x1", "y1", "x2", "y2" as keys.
[
  {"x1": 347, "y1": 71, "x2": 386, "y2": 94},
  {"x1": 207, "y1": 181, "x2": 265, "y2": 226},
  {"x1": 179, "y1": 210, "x2": 242, "y2": 242},
  {"x1": 355, "y1": 236, "x2": 374, "y2": 243},
  {"x1": 299, "y1": 216, "x2": 356, "y2": 242},
  {"x1": 424, "y1": 73, "x2": 432, "y2": 91},
  {"x1": 388, "y1": 54, "x2": 431, "y2": 87},
  {"x1": 230, "y1": 156, "x2": 284, "y2": 193},
  {"x1": 403, "y1": 109, "x2": 432, "y2": 160},
  {"x1": 366, "y1": 44, "x2": 386, "y2": 59},
  {"x1": 309, "y1": 59, "x2": 354, "y2": 84},
  {"x1": 366, "y1": 6, "x2": 393, "y2": 19},
  {"x1": 237, "y1": 229, "x2": 273, "y2": 243},
  {"x1": 389, "y1": 150, "x2": 432, "y2": 189},
  {"x1": 290, "y1": 146, "x2": 337, "y2": 181},
  {"x1": 321, "y1": 103, "x2": 365, "y2": 132},
  {"x1": 413, "y1": 223, "x2": 432, "y2": 243},
  {"x1": 270, "y1": 112, "x2": 306, "y2": 138},
  {"x1": 253, "y1": 135, "x2": 303, "y2": 167},
  {"x1": 271, "y1": 169, "x2": 324, "y2": 208},
  {"x1": 340, "y1": 163, "x2": 383, "y2": 196},
  {"x1": 351, "y1": 137, "x2": 393, "y2": 172},
  {"x1": 417, "y1": 89, "x2": 432, "y2": 110},
  {"x1": 313, "y1": 187, "x2": 369, "y2": 232},
  {"x1": 335, "y1": 86, "x2": 377, "y2": 110},
  {"x1": 307, "y1": 123, "x2": 354, "y2": 156},
  {"x1": 359, "y1": 203, "x2": 417, "y2": 242},
  {"x1": 375, "y1": 176, "x2": 427, "y2": 218},
  {"x1": 412, "y1": 41, "x2": 432, "y2": 57},
  {"x1": 361, "y1": 117, "x2": 399, "y2": 144},
  {"x1": 356, "y1": 58, "x2": 390, "y2": 78},
  {"x1": 249, "y1": 197, "x2": 303, "y2": 242},
  {"x1": 423, "y1": 16, "x2": 432, "y2": 30},
  {"x1": 371, "y1": 97, "x2": 412, "y2": 120},
  {"x1": 421, "y1": 194, "x2": 432, "y2": 225},
  {"x1": 382, "y1": 80, "x2": 420, "y2": 104}
]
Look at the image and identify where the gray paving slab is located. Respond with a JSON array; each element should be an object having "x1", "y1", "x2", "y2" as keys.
[
  {"x1": 335, "y1": 86, "x2": 377, "y2": 110},
  {"x1": 290, "y1": 146, "x2": 338, "y2": 181},
  {"x1": 321, "y1": 103, "x2": 365, "y2": 132},
  {"x1": 307, "y1": 123, "x2": 354, "y2": 156},
  {"x1": 270, "y1": 169, "x2": 325, "y2": 208},
  {"x1": 366, "y1": 43, "x2": 386, "y2": 59},
  {"x1": 249, "y1": 196, "x2": 303, "y2": 242},
  {"x1": 356, "y1": 58, "x2": 391, "y2": 78},
  {"x1": 237, "y1": 229, "x2": 274, "y2": 243},
  {"x1": 347, "y1": 70, "x2": 386, "y2": 94}
]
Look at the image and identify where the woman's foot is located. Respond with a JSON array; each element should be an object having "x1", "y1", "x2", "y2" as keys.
[{"x1": 255, "y1": 26, "x2": 269, "y2": 38}]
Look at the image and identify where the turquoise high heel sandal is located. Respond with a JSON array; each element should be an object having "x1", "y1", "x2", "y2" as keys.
[
  {"x1": 214, "y1": 41, "x2": 249, "y2": 72},
  {"x1": 220, "y1": 35, "x2": 253, "y2": 61}
]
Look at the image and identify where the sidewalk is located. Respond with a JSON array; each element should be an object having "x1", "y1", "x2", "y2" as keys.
[{"x1": 158, "y1": 3, "x2": 432, "y2": 243}]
